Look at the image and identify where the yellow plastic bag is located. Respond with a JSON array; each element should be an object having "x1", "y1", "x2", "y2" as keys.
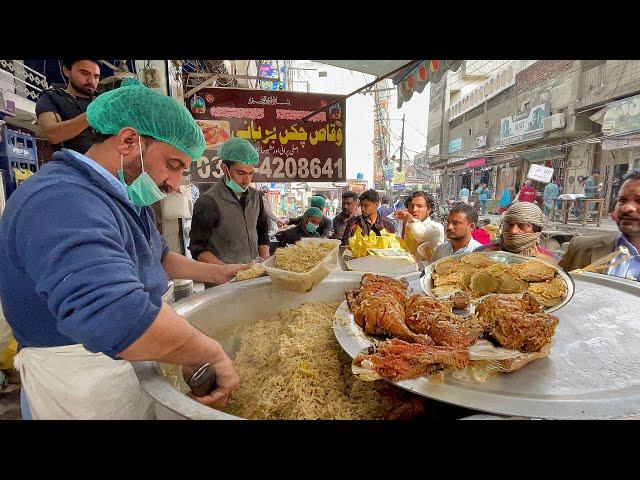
[
  {"x1": 0, "y1": 336, "x2": 17, "y2": 370},
  {"x1": 348, "y1": 227, "x2": 408, "y2": 258}
]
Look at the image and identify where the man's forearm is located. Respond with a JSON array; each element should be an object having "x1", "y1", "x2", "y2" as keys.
[
  {"x1": 259, "y1": 244, "x2": 270, "y2": 259},
  {"x1": 118, "y1": 302, "x2": 226, "y2": 367},
  {"x1": 40, "y1": 112, "x2": 90, "y2": 144},
  {"x1": 196, "y1": 250, "x2": 225, "y2": 265},
  {"x1": 162, "y1": 251, "x2": 221, "y2": 282}
]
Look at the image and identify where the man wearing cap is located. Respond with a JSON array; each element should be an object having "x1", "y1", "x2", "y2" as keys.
[
  {"x1": 0, "y1": 79, "x2": 250, "y2": 419},
  {"x1": 36, "y1": 60, "x2": 101, "y2": 154},
  {"x1": 286, "y1": 194, "x2": 333, "y2": 237},
  {"x1": 189, "y1": 137, "x2": 271, "y2": 272},
  {"x1": 275, "y1": 207, "x2": 323, "y2": 248}
]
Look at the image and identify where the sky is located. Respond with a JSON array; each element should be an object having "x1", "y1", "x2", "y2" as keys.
[{"x1": 290, "y1": 61, "x2": 430, "y2": 186}]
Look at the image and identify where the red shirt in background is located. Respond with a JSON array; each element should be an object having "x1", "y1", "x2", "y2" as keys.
[
  {"x1": 517, "y1": 185, "x2": 537, "y2": 203},
  {"x1": 471, "y1": 227, "x2": 491, "y2": 245}
]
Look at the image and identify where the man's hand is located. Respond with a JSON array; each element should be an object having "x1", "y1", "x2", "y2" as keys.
[
  {"x1": 394, "y1": 210, "x2": 413, "y2": 222},
  {"x1": 209, "y1": 262, "x2": 254, "y2": 285},
  {"x1": 188, "y1": 355, "x2": 240, "y2": 407}
]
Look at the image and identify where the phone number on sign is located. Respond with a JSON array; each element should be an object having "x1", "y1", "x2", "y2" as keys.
[{"x1": 194, "y1": 157, "x2": 344, "y2": 181}]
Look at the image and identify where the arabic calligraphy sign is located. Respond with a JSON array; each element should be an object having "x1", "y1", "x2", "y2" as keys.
[{"x1": 187, "y1": 87, "x2": 346, "y2": 183}]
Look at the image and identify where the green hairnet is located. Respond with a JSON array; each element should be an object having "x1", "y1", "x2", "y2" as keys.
[
  {"x1": 310, "y1": 195, "x2": 326, "y2": 209},
  {"x1": 86, "y1": 79, "x2": 205, "y2": 161},
  {"x1": 305, "y1": 207, "x2": 323, "y2": 218},
  {"x1": 217, "y1": 137, "x2": 259, "y2": 165}
]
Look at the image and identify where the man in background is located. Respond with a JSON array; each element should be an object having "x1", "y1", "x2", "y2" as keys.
[{"x1": 36, "y1": 60, "x2": 101, "y2": 154}]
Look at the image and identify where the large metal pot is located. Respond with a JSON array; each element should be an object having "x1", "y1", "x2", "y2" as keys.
[{"x1": 133, "y1": 271, "x2": 366, "y2": 419}]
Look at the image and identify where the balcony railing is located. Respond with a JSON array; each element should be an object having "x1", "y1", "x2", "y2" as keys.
[{"x1": 0, "y1": 60, "x2": 48, "y2": 102}]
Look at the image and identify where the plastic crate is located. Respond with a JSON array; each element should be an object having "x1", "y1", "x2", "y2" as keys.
[
  {"x1": 0, "y1": 125, "x2": 38, "y2": 199},
  {"x1": 263, "y1": 238, "x2": 341, "y2": 293}
]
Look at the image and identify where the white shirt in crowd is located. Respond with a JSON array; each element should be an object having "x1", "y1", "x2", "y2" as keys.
[{"x1": 430, "y1": 237, "x2": 483, "y2": 262}]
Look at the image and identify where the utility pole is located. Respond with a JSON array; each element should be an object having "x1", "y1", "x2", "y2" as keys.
[{"x1": 399, "y1": 113, "x2": 405, "y2": 172}]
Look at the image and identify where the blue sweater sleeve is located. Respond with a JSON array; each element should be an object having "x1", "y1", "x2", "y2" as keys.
[{"x1": 13, "y1": 186, "x2": 160, "y2": 359}]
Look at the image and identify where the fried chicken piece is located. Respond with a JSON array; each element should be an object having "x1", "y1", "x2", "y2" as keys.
[
  {"x1": 475, "y1": 294, "x2": 543, "y2": 330},
  {"x1": 351, "y1": 293, "x2": 433, "y2": 345},
  {"x1": 516, "y1": 260, "x2": 557, "y2": 282},
  {"x1": 424, "y1": 320, "x2": 482, "y2": 349},
  {"x1": 475, "y1": 294, "x2": 558, "y2": 352},
  {"x1": 460, "y1": 252, "x2": 494, "y2": 268},
  {"x1": 404, "y1": 294, "x2": 481, "y2": 349},
  {"x1": 489, "y1": 312, "x2": 559, "y2": 352},
  {"x1": 527, "y1": 277, "x2": 567, "y2": 304},
  {"x1": 353, "y1": 338, "x2": 470, "y2": 381},
  {"x1": 451, "y1": 290, "x2": 471, "y2": 309},
  {"x1": 361, "y1": 273, "x2": 408, "y2": 290}
]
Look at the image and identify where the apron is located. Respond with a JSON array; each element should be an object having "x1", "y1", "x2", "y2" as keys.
[{"x1": 14, "y1": 344, "x2": 155, "y2": 420}]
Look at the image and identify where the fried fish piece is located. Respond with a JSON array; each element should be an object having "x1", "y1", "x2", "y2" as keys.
[
  {"x1": 434, "y1": 257, "x2": 462, "y2": 276},
  {"x1": 516, "y1": 260, "x2": 557, "y2": 282},
  {"x1": 469, "y1": 271, "x2": 499, "y2": 297},
  {"x1": 431, "y1": 284, "x2": 463, "y2": 297},
  {"x1": 460, "y1": 252, "x2": 494, "y2": 268},
  {"x1": 528, "y1": 277, "x2": 567, "y2": 299}
]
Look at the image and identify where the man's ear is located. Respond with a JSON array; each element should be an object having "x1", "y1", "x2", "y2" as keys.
[
  {"x1": 62, "y1": 65, "x2": 70, "y2": 78},
  {"x1": 114, "y1": 128, "x2": 140, "y2": 157}
]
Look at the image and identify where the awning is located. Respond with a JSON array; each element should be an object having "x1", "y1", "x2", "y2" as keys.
[
  {"x1": 314, "y1": 60, "x2": 463, "y2": 108},
  {"x1": 517, "y1": 147, "x2": 566, "y2": 162},
  {"x1": 392, "y1": 60, "x2": 463, "y2": 108}
]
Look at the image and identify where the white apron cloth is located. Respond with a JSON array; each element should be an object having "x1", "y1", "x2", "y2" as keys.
[{"x1": 14, "y1": 344, "x2": 155, "y2": 420}]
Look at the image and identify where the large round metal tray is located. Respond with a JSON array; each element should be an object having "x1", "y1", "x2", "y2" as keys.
[
  {"x1": 334, "y1": 271, "x2": 640, "y2": 419},
  {"x1": 419, "y1": 251, "x2": 575, "y2": 314}
]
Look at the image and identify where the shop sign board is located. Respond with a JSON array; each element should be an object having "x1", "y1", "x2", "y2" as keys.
[
  {"x1": 187, "y1": 87, "x2": 346, "y2": 183},
  {"x1": 448, "y1": 137, "x2": 463, "y2": 153},
  {"x1": 602, "y1": 94, "x2": 640, "y2": 136},
  {"x1": 499, "y1": 103, "x2": 550, "y2": 146}
]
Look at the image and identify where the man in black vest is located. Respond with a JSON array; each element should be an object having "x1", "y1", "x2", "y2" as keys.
[
  {"x1": 189, "y1": 138, "x2": 270, "y2": 273},
  {"x1": 35, "y1": 59, "x2": 101, "y2": 154}
]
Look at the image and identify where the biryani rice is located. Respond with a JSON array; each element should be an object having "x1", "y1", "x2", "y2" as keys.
[
  {"x1": 274, "y1": 241, "x2": 336, "y2": 273},
  {"x1": 220, "y1": 301, "x2": 422, "y2": 420}
]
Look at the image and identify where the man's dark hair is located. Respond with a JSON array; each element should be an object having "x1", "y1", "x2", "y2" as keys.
[
  {"x1": 63, "y1": 59, "x2": 101, "y2": 70},
  {"x1": 359, "y1": 189, "x2": 379, "y2": 203},
  {"x1": 482, "y1": 218, "x2": 491, "y2": 226},
  {"x1": 342, "y1": 191, "x2": 358, "y2": 201},
  {"x1": 622, "y1": 169, "x2": 640, "y2": 182},
  {"x1": 411, "y1": 191, "x2": 435, "y2": 211},
  {"x1": 449, "y1": 203, "x2": 478, "y2": 225},
  {"x1": 591, "y1": 169, "x2": 600, "y2": 175},
  {"x1": 404, "y1": 197, "x2": 412, "y2": 208},
  {"x1": 380, "y1": 196, "x2": 390, "y2": 205}
]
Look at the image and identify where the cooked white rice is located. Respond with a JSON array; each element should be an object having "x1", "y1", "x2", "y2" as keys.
[{"x1": 221, "y1": 302, "x2": 420, "y2": 420}]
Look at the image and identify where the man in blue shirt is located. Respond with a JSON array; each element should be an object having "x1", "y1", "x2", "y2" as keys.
[
  {"x1": 560, "y1": 170, "x2": 640, "y2": 281},
  {"x1": 0, "y1": 79, "x2": 250, "y2": 419}
]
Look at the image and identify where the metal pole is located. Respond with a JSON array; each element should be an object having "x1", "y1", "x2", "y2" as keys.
[{"x1": 399, "y1": 114, "x2": 405, "y2": 172}]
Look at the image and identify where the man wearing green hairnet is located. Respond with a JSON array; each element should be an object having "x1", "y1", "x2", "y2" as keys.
[
  {"x1": 275, "y1": 207, "x2": 323, "y2": 248},
  {"x1": 285, "y1": 194, "x2": 333, "y2": 237},
  {"x1": 189, "y1": 137, "x2": 271, "y2": 275},
  {"x1": 0, "y1": 79, "x2": 250, "y2": 419}
]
